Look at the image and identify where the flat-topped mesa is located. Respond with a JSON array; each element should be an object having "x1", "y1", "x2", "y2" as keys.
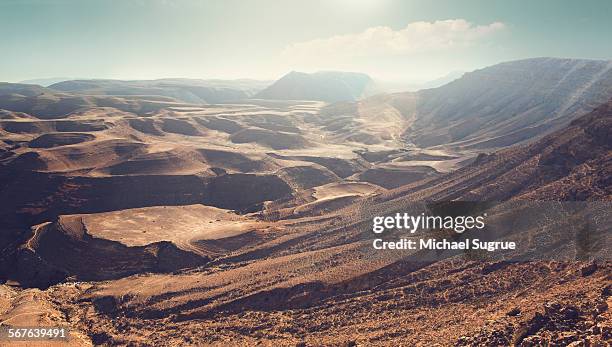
[{"x1": 12, "y1": 215, "x2": 210, "y2": 288}]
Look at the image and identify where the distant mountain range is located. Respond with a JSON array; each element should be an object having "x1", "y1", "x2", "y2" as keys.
[
  {"x1": 0, "y1": 82, "x2": 191, "y2": 118},
  {"x1": 18, "y1": 71, "x2": 466, "y2": 101},
  {"x1": 2, "y1": 58, "x2": 611, "y2": 150},
  {"x1": 19, "y1": 77, "x2": 75, "y2": 87},
  {"x1": 48, "y1": 78, "x2": 271, "y2": 104},
  {"x1": 0, "y1": 78, "x2": 273, "y2": 118},
  {"x1": 328, "y1": 57, "x2": 611, "y2": 151}
]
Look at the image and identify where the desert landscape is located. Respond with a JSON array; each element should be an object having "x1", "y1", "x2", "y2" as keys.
[
  {"x1": 2, "y1": 1, "x2": 612, "y2": 345},
  {"x1": 0, "y1": 55, "x2": 610, "y2": 346}
]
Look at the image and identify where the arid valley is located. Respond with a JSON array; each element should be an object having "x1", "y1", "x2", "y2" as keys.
[{"x1": 0, "y1": 56, "x2": 610, "y2": 346}]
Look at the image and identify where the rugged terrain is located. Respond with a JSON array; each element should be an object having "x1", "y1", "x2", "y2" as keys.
[
  {"x1": 385, "y1": 58, "x2": 612, "y2": 150},
  {"x1": 0, "y1": 58, "x2": 610, "y2": 346}
]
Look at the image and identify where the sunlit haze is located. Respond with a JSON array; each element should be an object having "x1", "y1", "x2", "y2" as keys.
[{"x1": 2, "y1": 0, "x2": 611, "y2": 83}]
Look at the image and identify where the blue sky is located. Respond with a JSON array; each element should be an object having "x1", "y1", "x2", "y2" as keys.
[{"x1": 1, "y1": 0, "x2": 611, "y2": 82}]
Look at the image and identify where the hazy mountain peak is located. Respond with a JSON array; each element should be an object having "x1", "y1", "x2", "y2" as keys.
[
  {"x1": 18, "y1": 77, "x2": 74, "y2": 87},
  {"x1": 255, "y1": 70, "x2": 375, "y2": 102}
]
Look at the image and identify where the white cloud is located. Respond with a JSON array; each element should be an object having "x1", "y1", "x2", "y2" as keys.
[{"x1": 282, "y1": 19, "x2": 505, "y2": 61}]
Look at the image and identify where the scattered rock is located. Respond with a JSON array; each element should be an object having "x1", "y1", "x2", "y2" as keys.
[
  {"x1": 507, "y1": 307, "x2": 521, "y2": 317},
  {"x1": 544, "y1": 301, "x2": 562, "y2": 315},
  {"x1": 588, "y1": 325, "x2": 601, "y2": 335},
  {"x1": 519, "y1": 335, "x2": 542, "y2": 347},
  {"x1": 556, "y1": 331, "x2": 579, "y2": 345},
  {"x1": 594, "y1": 299, "x2": 608, "y2": 314},
  {"x1": 92, "y1": 295, "x2": 118, "y2": 314},
  {"x1": 512, "y1": 312, "x2": 548, "y2": 345},
  {"x1": 559, "y1": 306, "x2": 580, "y2": 320},
  {"x1": 580, "y1": 262, "x2": 597, "y2": 277},
  {"x1": 602, "y1": 325, "x2": 611, "y2": 340},
  {"x1": 90, "y1": 332, "x2": 113, "y2": 345},
  {"x1": 601, "y1": 284, "x2": 611, "y2": 297}
]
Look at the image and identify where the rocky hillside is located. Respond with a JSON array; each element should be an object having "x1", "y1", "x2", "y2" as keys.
[
  {"x1": 382, "y1": 98, "x2": 612, "y2": 202},
  {"x1": 407, "y1": 58, "x2": 612, "y2": 149}
]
